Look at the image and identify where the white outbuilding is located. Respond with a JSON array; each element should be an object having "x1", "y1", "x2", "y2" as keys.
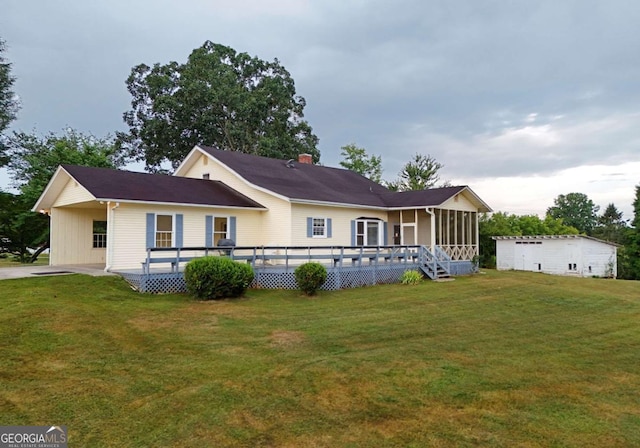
[{"x1": 493, "y1": 235, "x2": 618, "y2": 278}]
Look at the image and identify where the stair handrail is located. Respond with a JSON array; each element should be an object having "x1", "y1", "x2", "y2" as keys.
[
  {"x1": 434, "y1": 245, "x2": 452, "y2": 273},
  {"x1": 418, "y1": 245, "x2": 437, "y2": 278}
]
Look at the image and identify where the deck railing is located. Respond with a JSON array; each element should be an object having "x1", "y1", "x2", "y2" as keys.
[
  {"x1": 120, "y1": 245, "x2": 470, "y2": 293},
  {"x1": 142, "y1": 245, "x2": 426, "y2": 273}
]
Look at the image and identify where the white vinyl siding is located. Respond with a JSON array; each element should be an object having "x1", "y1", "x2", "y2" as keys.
[
  {"x1": 50, "y1": 207, "x2": 107, "y2": 265},
  {"x1": 106, "y1": 204, "x2": 264, "y2": 270},
  {"x1": 179, "y1": 154, "x2": 291, "y2": 245},
  {"x1": 439, "y1": 193, "x2": 479, "y2": 212},
  {"x1": 53, "y1": 178, "x2": 95, "y2": 207},
  {"x1": 495, "y1": 237, "x2": 617, "y2": 278},
  {"x1": 291, "y1": 204, "x2": 387, "y2": 247}
]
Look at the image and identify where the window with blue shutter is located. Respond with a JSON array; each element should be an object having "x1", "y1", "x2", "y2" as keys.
[
  {"x1": 308, "y1": 217, "x2": 329, "y2": 238},
  {"x1": 207, "y1": 216, "x2": 236, "y2": 246},
  {"x1": 353, "y1": 219, "x2": 383, "y2": 246}
]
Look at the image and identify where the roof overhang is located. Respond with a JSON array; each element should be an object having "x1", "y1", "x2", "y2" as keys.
[
  {"x1": 92, "y1": 197, "x2": 267, "y2": 211},
  {"x1": 452, "y1": 186, "x2": 492, "y2": 213},
  {"x1": 289, "y1": 198, "x2": 388, "y2": 210},
  {"x1": 32, "y1": 166, "x2": 95, "y2": 212}
]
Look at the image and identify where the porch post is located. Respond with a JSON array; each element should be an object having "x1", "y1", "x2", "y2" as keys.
[
  {"x1": 414, "y1": 209, "x2": 418, "y2": 246},
  {"x1": 426, "y1": 208, "x2": 436, "y2": 253},
  {"x1": 475, "y1": 212, "x2": 479, "y2": 257},
  {"x1": 399, "y1": 209, "x2": 403, "y2": 244},
  {"x1": 105, "y1": 202, "x2": 111, "y2": 270}
]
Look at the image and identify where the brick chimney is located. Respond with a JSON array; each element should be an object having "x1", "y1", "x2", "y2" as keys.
[{"x1": 298, "y1": 153, "x2": 313, "y2": 164}]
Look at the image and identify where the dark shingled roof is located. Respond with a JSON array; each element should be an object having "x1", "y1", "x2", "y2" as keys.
[
  {"x1": 61, "y1": 164, "x2": 265, "y2": 208},
  {"x1": 199, "y1": 146, "x2": 475, "y2": 208},
  {"x1": 380, "y1": 186, "x2": 467, "y2": 207},
  {"x1": 200, "y1": 146, "x2": 391, "y2": 207}
]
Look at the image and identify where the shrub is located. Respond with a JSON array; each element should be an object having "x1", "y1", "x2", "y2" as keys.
[
  {"x1": 294, "y1": 262, "x2": 327, "y2": 296},
  {"x1": 401, "y1": 269, "x2": 423, "y2": 285},
  {"x1": 184, "y1": 256, "x2": 254, "y2": 300}
]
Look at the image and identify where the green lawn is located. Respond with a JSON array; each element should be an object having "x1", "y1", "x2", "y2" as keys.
[
  {"x1": 0, "y1": 254, "x2": 49, "y2": 267},
  {"x1": 1, "y1": 271, "x2": 639, "y2": 447}
]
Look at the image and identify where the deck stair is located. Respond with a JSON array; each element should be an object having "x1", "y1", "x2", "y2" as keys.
[{"x1": 418, "y1": 245, "x2": 452, "y2": 280}]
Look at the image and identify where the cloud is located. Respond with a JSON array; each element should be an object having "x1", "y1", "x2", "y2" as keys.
[{"x1": 2, "y1": 0, "x2": 640, "y2": 216}]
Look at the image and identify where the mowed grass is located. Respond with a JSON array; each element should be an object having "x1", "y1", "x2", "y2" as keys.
[
  {"x1": 1, "y1": 271, "x2": 639, "y2": 447},
  {"x1": 0, "y1": 254, "x2": 49, "y2": 267}
]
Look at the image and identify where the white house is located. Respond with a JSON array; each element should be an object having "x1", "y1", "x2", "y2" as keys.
[
  {"x1": 33, "y1": 146, "x2": 492, "y2": 277},
  {"x1": 493, "y1": 235, "x2": 618, "y2": 278}
]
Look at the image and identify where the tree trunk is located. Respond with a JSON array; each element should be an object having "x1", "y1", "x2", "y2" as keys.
[{"x1": 29, "y1": 241, "x2": 49, "y2": 263}]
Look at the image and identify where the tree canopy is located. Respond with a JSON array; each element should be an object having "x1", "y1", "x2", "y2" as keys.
[
  {"x1": 119, "y1": 41, "x2": 319, "y2": 171},
  {"x1": 546, "y1": 192, "x2": 599, "y2": 235},
  {"x1": 1, "y1": 129, "x2": 121, "y2": 261},
  {"x1": 592, "y1": 203, "x2": 628, "y2": 244},
  {"x1": 624, "y1": 185, "x2": 640, "y2": 280},
  {"x1": 387, "y1": 153, "x2": 444, "y2": 191},
  {"x1": 478, "y1": 212, "x2": 579, "y2": 268},
  {"x1": 0, "y1": 38, "x2": 20, "y2": 166},
  {"x1": 6, "y1": 129, "x2": 122, "y2": 205},
  {"x1": 339, "y1": 143, "x2": 382, "y2": 183}
]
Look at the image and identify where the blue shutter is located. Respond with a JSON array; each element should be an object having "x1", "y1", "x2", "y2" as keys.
[
  {"x1": 327, "y1": 218, "x2": 332, "y2": 238},
  {"x1": 146, "y1": 213, "x2": 155, "y2": 248},
  {"x1": 307, "y1": 217, "x2": 313, "y2": 238},
  {"x1": 205, "y1": 216, "x2": 213, "y2": 247},
  {"x1": 351, "y1": 220, "x2": 356, "y2": 246},
  {"x1": 383, "y1": 222, "x2": 388, "y2": 245},
  {"x1": 229, "y1": 216, "x2": 237, "y2": 243},
  {"x1": 175, "y1": 214, "x2": 183, "y2": 248}
]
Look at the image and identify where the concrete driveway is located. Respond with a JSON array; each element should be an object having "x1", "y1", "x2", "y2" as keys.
[{"x1": 0, "y1": 264, "x2": 115, "y2": 280}]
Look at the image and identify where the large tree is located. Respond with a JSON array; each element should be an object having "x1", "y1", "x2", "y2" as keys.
[
  {"x1": 546, "y1": 192, "x2": 599, "y2": 235},
  {"x1": 592, "y1": 203, "x2": 628, "y2": 244},
  {"x1": 2, "y1": 129, "x2": 121, "y2": 261},
  {"x1": 119, "y1": 41, "x2": 319, "y2": 171},
  {"x1": 0, "y1": 38, "x2": 20, "y2": 165},
  {"x1": 387, "y1": 153, "x2": 444, "y2": 191},
  {"x1": 0, "y1": 191, "x2": 48, "y2": 261},
  {"x1": 339, "y1": 143, "x2": 382, "y2": 183}
]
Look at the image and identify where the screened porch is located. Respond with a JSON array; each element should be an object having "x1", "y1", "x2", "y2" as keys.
[{"x1": 387, "y1": 208, "x2": 479, "y2": 261}]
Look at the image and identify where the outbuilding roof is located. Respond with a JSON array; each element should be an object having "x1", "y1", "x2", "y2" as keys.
[{"x1": 491, "y1": 235, "x2": 619, "y2": 246}]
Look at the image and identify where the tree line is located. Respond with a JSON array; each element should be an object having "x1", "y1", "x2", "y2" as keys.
[{"x1": 337, "y1": 143, "x2": 640, "y2": 279}]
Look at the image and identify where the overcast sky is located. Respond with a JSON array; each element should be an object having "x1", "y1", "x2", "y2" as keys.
[{"x1": 2, "y1": 0, "x2": 639, "y2": 218}]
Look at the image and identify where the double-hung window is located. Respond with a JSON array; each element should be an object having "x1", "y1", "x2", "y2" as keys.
[
  {"x1": 213, "y1": 217, "x2": 229, "y2": 245},
  {"x1": 92, "y1": 221, "x2": 107, "y2": 248},
  {"x1": 312, "y1": 218, "x2": 327, "y2": 238},
  {"x1": 306, "y1": 217, "x2": 331, "y2": 239},
  {"x1": 156, "y1": 215, "x2": 173, "y2": 248}
]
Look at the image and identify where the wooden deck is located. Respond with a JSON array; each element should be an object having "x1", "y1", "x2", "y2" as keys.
[{"x1": 116, "y1": 245, "x2": 474, "y2": 293}]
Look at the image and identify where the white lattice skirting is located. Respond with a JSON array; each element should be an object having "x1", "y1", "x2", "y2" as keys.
[{"x1": 117, "y1": 261, "x2": 474, "y2": 294}]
